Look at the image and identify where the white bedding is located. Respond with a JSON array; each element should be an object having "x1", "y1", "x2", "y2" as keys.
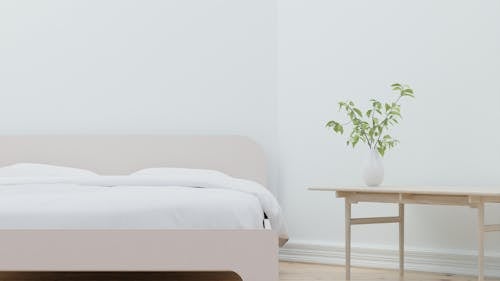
[
  {"x1": 0, "y1": 184, "x2": 264, "y2": 230},
  {"x1": 0, "y1": 174, "x2": 287, "y2": 239}
]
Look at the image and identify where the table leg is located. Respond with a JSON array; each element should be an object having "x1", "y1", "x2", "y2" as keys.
[
  {"x1": 399, "y1": 203, "x2": 405, "y2": 278},
  {"x1": 345, "y1": 198, "x2": 351, "y2": 280},
  {"x1": 478, "y1": 202, "x2": 484, "y2": 281}
]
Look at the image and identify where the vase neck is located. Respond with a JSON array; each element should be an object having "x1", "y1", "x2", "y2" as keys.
[{"x1": 369, "y1": 147, "x2": 381, "y2": 158}]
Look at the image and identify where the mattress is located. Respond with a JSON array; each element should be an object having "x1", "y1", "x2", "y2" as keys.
[{"x1": 0, "y1": 184, "x2": 265, "y2": 230}]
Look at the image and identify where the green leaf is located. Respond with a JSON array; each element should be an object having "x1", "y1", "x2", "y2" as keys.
[
  {"x1": 368, "y1": 128, "x2": 374, "y2": 138},
  {"x1": 401, "y1": 88, "x2": 415, "y2": 98},
  {"x1": 377, "y1": 146, "x2": 386, "y2": 157},
  {"x1": 334, "y1": 123, "x2": 344, "y2": 134},
  {"x1": 391, "y1": 84, "x2": 402, "y2": 91},
  {"x1": 352, "y1": 135, "x2": 360, "y2": 147},
  {"x1": 385, "y1": 103, "x2": 391, "y2": 112},
  {"x1": 325, "y1": 120, "x2": 336, "y2": 127},
  {"x1": 366, "y1": 109, "x2": 372, "y2": 117},
  {"x1": 348, "y1": 112, "x2": 355, "y2": 121},
  {"x1": 353, "y1": 108, "x2": 362, "y2": 117}
]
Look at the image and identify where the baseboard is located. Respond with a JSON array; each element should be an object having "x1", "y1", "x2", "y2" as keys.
[{"x1": 279, "y1": 240, "x2": 500, "y2": 277}]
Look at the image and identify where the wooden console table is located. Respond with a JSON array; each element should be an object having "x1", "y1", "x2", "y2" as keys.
[{"x1": 309, "y1": 186, "x2": 500, "y2": 281}]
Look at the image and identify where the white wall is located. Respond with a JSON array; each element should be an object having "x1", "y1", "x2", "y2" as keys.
[
  {"x1": 277, "y1": 0, "x2": 500, "y2": 274},
  {"x1": 0, "y1": 0, "x2": 279, "y2": 190}
]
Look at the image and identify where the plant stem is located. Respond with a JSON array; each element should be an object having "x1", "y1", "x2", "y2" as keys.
[{"x1": 375, "y1": 95, "x2": 402, "y2": 146}]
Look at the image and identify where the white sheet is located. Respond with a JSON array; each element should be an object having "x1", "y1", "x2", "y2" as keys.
[
  {"x1": 0, "y1": 174, "x2": 287, "y2": 238},
  {"x1": 0, "y1": 184, "x2": 264, "y2": 230}
]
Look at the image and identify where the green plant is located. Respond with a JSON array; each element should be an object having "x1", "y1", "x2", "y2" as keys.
[{"x1": 326, "y1": 83, "x2": 415, "y2": 157}]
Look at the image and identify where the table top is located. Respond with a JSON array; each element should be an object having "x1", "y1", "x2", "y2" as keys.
[{"x1": 309, "y1": 186, "x2": 500, "y2": 197}]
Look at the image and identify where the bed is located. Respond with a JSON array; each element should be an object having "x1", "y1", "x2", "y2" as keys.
[{"x1": 0, "y1": 135, "x2": 284, "y2": 281}]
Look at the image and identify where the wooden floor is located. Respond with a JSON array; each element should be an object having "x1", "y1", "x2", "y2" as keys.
[
  {"x1": 280, "y1": 262, "x2": 500, "y2": 281},
  {"x1": 0, "y1": 262, "x2": 498, "y2": 281}
]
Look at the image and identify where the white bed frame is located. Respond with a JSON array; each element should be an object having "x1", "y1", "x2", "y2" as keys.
[{"x1": 0, "y1": 135, "x2": 278, "y2": 281}]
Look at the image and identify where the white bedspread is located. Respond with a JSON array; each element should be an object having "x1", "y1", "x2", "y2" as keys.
[{"x1": 0, "y1": 174, "x2": 287, "y2": 239}]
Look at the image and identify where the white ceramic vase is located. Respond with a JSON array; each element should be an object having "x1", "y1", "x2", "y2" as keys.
[{"x1": 362, "y1": 147, "x2": 384, "y2": 186}]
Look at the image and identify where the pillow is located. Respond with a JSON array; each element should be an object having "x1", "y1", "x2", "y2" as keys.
[
  {"x1": 0, "y1": 163, "x2": 98, "y2": 177},
  {"x1": 131, "y1": 167, "x2": 227, "y2": 178}
]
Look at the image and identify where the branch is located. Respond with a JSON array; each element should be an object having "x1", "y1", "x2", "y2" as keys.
[{"x1": 375, "y1": 94, "x2": 403, "y2": 146}]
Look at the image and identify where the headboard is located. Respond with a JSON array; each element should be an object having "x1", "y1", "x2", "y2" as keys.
[{"x1": 0, "y1": 135, "x2": 268, "y2": 185}]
